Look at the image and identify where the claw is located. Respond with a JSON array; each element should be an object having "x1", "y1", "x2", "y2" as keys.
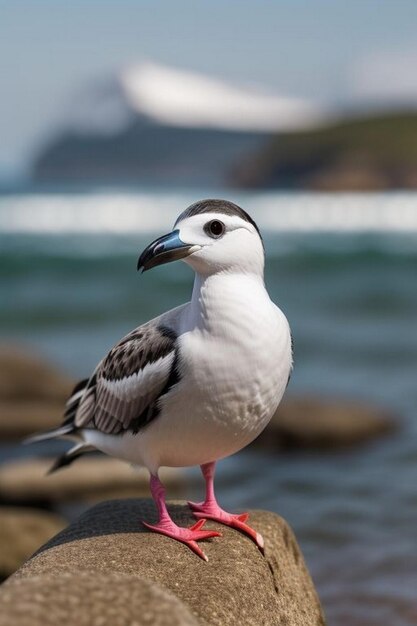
[
  {"x1": 142, "y1": 517, "x2": 221, "y2": 561},
  {"x1": 188, "y1": 501, "x2": 264, "y2": 553}
]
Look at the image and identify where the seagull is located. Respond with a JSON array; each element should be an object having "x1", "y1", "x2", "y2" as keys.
[{"x1": 28, "y1": 199, "x2": 293, "y2": 561}]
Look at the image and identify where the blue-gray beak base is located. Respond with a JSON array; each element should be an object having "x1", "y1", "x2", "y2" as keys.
[{"x1": 137, "y1": 230, "x2": 195, "y2": 272}]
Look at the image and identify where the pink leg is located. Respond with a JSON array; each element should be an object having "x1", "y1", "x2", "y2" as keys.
[
  {"x1": 188, "y1": 462, "x2": 264, "y2": 552},
  {"x1": 142, "y1": 474, "x2": 221, "y2": 561}
]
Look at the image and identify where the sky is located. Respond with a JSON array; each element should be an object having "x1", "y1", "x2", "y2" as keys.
[{"x1": 1, "y1": 0, "x2": 417, "y2": 176}]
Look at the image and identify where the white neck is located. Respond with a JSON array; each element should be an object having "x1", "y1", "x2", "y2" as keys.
[{"x1": 188, "y1": 269, "x2": 269, "y2": 334}]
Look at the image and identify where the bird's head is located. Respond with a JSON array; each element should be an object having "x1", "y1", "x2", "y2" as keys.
[{"x1": 137, "y1": 199, "x2": 264, "y2": 277}]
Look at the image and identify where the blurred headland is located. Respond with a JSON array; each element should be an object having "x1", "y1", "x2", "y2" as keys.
[
  {"x1": 30, "y1": 62, "x2": 417, "y2": 191},
  {"x1": 234, "y1": 111, "x2": 417, "y2": 190}
]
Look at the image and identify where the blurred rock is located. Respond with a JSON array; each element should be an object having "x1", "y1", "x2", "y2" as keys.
[
  {"x1": 0, "y1": 345, "x2": 73, "y2": 403},
  {"x1": 0, "y1": 572, "x2": 199, "y2": 626},
  {"x1": 0, "y1": 345, "x2": 73, "y2": 441},
  {"x1": 0, "y1": 507, "x2": 66, "y2": 581},
  {"x1": 254, "y1": 396, "x2": 397, "y2": 451},
  {"x1": 0, "y1": 457, "x2": 185, "y2": 505},
  {"x1": 2, "y1": 499, "x2": 325, "y2": 626},
  {"x1": 0, "y1": 401, "x2": 63, "y2": 441}
]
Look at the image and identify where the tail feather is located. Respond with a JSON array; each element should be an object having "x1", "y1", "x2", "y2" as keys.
[
  {"x1": 47, "y1": 443, "x2": 94, "y2": 475},
  {"x1": 24, "y1": 423, "x2": 76, "y2": 445},
  {"x1": 25, "y1": 378, "x2": 90, "y2": 445},
  {"x1": 25, "y1": 377, "x2": 96, "y2": 474}
]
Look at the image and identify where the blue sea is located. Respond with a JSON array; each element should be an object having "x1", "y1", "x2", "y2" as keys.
[{"x1": 1, "y1": 187, "x2": 417, "y2": 625}]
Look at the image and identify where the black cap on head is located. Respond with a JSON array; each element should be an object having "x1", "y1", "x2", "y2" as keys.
[{"x1": 174, "y1": 199, "x2": 262, "y2": 243}]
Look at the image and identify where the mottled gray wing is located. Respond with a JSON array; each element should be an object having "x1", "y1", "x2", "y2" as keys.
[{"x1": 74, "y1": 323, "x2": 179, "y2": 435}]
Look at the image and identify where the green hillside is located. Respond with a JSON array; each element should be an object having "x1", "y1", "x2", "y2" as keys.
[{"x1": 233, "y1": 112, "x2": 417, "y2": 190}]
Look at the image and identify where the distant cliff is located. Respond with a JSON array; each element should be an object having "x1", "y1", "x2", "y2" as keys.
[
  {"x1": 31, "y1": 63, "x2": 417, "y2": 190},
  {"x1": 233, "y1": 112, "x2": 417, "y2": 190},
  {"x1": 33, "y1": 123, "x2": 270, "y2": 186},
  {"x1": 31, "y1": 62, "x2": 323, "y2": 186}
]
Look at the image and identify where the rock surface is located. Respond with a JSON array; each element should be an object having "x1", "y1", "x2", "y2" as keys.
[
  {"x1": 253, "y1": 395, "x2": 397, "y2": 451},
  {"x1": 1, "y1": 499, "x2": 325, "y2": 626},
  {"x1": 0, "y1": 457, "x2": 185, "y2": 505},
  {"x1": 0, "y1": 507, "x2": 66, "y2": 581}
]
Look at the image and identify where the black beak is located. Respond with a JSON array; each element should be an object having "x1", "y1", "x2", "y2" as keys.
[{"x1": 137, "y1": 229, "x2": 196, "y2": 272}]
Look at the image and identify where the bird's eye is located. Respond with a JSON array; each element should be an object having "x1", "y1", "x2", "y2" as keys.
[{"x1": 204, "y1": 219, "x2": 225, "y2": 238}]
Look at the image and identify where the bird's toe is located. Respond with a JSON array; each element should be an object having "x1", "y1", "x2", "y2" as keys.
[{"x1": 142, "y1": 517, "x2": 221, "y2": 561}]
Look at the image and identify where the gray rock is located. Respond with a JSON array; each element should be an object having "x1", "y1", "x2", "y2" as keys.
[{"x1": 2, "y1": 499, "x2": 325, "y2": 625}]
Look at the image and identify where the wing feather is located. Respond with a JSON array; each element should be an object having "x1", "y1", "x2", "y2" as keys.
[{"x1": 74, "y1": 323, "x2": 179, "y2": 435}]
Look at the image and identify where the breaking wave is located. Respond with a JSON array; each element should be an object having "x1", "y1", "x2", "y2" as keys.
[{"x1": 1, "y1": 189, "x2": 417, "y2": 234}]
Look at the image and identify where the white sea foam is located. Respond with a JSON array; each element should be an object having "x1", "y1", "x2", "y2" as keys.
[{"x1": 0, "y1": 191, "x2": 416, "y2": 234}]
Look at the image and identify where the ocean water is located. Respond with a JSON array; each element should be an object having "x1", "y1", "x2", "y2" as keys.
[{"x1": 1, "y1": 188, "x2": 417, "y2": 624}]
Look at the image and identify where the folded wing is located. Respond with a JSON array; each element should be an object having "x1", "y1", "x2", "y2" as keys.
[{"x1": 74, "y1": 323, "x2": 179, "y2": 435}]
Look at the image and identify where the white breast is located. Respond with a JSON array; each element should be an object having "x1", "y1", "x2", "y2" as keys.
[{"x1": 145, "y1": 273, "x2": 292, "y2": 469}]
